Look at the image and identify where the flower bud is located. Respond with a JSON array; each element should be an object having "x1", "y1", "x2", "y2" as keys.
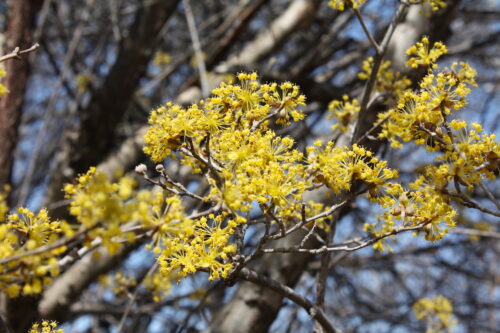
[
  {"x1": 135, "y1": 164, "x2": 147, "y2": 175},
  {"x1": 155, "y1": 164, "x2": 164, "y2": 172}
]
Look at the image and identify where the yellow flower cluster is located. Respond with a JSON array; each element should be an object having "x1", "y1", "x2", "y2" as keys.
[
  {"x1": 153, "y1": 51, "x2": 172, "y2": 67},
  {"x1": 110, "y1": 272, "x2": 137, "y2": 296},
  {"x1": 0, "y1": 190, "x2": 8, "y2": 222},
  {"x1": 206, "y1": 130, "x2": 306, "y2": 212},
  {"x1": 379, "y1": 62, "x2": 477, "y2": 149},
  {"x1": 99, "y1": 269, "x2": 172, "y2": 303},
  {"x1": 75, "y1": 74, "x2": 91, "y2": 94},
  {"x1": 364, "y1": 178, "x2": 456, "y2": 249},
  {"x1": 422, "y1": 123, "x2": 499, "y2": 190},
  {"x1": 143, "y1": 72, "x2": 305, "y2": 163},
  {"x1": 0, "y1": 66, "x2": 8, "y2": 97},
  {"x1": 64, "y1": 167, "x2": 153, "y2": 254},
  {"x1": 66, "y1": 169, "x2": 241, "y2": 285},
  {"x1": 0, "y1": 207, "x2": 66, "y2": 297},
  {"x1": 29, "y1": 320, "x2": 63, "y2": 333},
  {"x1": 307, "y1": 142, "x2": 399, "y2": 195},
  {"x1": 427, "y1": 0, "x2": 447, "y2": 11},
  {"x1": 328, "y1": 95, "x2": 360, "y2": 132},
  {"x1": 146, "y1": 195, "x2": 238, "y2": 280},
  {"x1": 328, "y1": 0, "x2": 366, "y2": 11},
  {"x1": 406, "y1": 36, "x2": 447, "y2": 69},
  {"x1": 413, "y1": 295, "x2": 456, "y2": 333},
  {"x1": 142, "y1": 269, "x2": 174, "y2": 302},
  {"x1": 409, "y1": 0, "x2": 447, "y2": 12},
  {"x1": 358, "y1": 58, "x2": 411, "y2": 99},
  {"x1": 158, "y1": 213, "x2": 242, "y2": 280}
]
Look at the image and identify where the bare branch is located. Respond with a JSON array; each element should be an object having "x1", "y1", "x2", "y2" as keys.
[
  {"x1": 0, "y1": 43, "x2": 40, "y2": 63},
  {"x1": 183, "y1": 0, "x2": 209, "y2": 97},
  {"x1": 237, "y1": 267, "x2": 341, "y2": 333}
]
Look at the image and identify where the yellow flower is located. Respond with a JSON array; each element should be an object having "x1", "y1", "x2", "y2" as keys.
[
  {"x1": 29, "y1": 320, "x2": 64, "y2": 333},
  {"x1": 413, "y1": 296, "x2": 456, "y2": 333},
  {"x1": 0, "y1": 66, "x2": 8, "y2": 97},
  {"x1": 328, "y1": 95, "x2": 360, "y2": 132},
  {"x1": 328, "y1": 0, "x2": 366, "y2": 11},
  {"x1": 406, "y1": 36, "x2": 447, "y2": 69},
  {"x1": 358, "y1": 57, "x2": 411, "y2": 99}
]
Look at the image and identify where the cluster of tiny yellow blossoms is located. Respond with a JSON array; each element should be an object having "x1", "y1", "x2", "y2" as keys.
[
  {"x1": 307, "y1": 142, "x2": 399, "y2": 195},
  {"x1": 430, "y1": 121, "x2": 499, "y2": 190},
  {"x1": 100, "y1": 270, "x2": 174, "y2": 303},
  {"x1": 110, "y1": 272, "x2": 137, "y2": 296},
  {"x1": 142, "y1": 269, "x2": 174, "y2": 302},
  {"x1": 153, "y1": 51, "x2": 172, "y2": 67},
  {"x1": 409, "y1": 0, "x2": 447, "y2": 12},
  {"x1": 64, "y1": 167, "x2": 154, "y2": 254},
  {"x1": 379, "y1": 61, "x2": 477, "y2": 149},
  {"x1": 143, "y1": 72, "x2": 305, "y2": 163},
  {"x1": 0, "y1": 66, "x2": 8, "y2": 97},
  {"x1": 158, "y1": 213, "x2": 242, "y2": 280},
  {"x1": 365, "y1": 179, "x2": 456, "y2": 249},
  {"x1": 145, "y1": 73, "x2": 309, "y2": 218},
  {"x1": 328, "y1": 0, "x2": 366, "y2": 11},
  {"x1": 29, "y1": 320, "x2": 63, "y2": 333},
  {"x1": 0, "y1": 206, "x2": 66, "y2": 297},
  {"x1": 406, "y1": 36, "x2": 447, "y2": 69},
  {"x1": 206, "y1": 130, "x2": 307, "y2": 213},
  {"x1": 358, "y1": 58, "x2": 411, "y2": 100},
  {"x1": 328, "y1": 95, "x2": 360, "y2": 132},
  {"x1": 64, "y1": 168, "x2": 238, "y2": 281},
  {"x1": 75, "y1": 74, "x2": 91, "y2": 94},
  {"x1": 413, "y1": 295, "x2": 456, "y2": 333},
  {"x1": 0, "y1": 190, "x2": 8, "y2": 222},
  {"x1": 145, "y1": 194, "x2": 240, "y2": 281}
]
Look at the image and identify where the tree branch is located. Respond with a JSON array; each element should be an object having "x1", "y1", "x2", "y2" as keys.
[
  {"x1": 238, "y1": 267, "x2": 341, "y2": 333},
  {"x1": 0, "y1": 43, "x2": 40, "y2": 63}
]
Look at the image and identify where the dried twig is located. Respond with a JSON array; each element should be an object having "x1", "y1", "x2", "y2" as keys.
[{"x1": 0, "y1": 43, "x2": 40, "y2": 63}]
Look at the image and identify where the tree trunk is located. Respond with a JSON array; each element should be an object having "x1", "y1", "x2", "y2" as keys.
[{"x1": 0, "y1": 0, "x2": 41, "y2": 193}]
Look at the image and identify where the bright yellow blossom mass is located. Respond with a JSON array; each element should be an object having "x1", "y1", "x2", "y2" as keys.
[{"x1": 0, "y1": 29, "x2": 497, "y2": 333}]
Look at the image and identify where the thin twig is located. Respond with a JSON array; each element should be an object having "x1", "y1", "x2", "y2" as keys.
[
  {"x1": 117, "y1": 262, "x2": 158, "y2": 332},
  {"x1": 261, "y1": 223, "x2": 429, "y2": 254},
  {"x1": 315, "y1": 218, "x2": 337, "y2": 312},
  {"x1": 452, "y1": 227, "x2": 500, "y2": 239},
  {"x1": 0, "y1": 225, "x2": 98, "y2": 266},
  {"x1": 478, "y1": 181, "x2": 500, "y2": 210},
  {"x1": 266, "y1": 198, "x2": 349, "y2": 241},
  {"x1": 238, "y1": 267, "x2": 341, "y2": 333},
  {"x1": 158, "y1": 169, "x2": 206, "y2": 202},
  {"x1": 353, "y1": 8, "x2": 380, "y2": 53},
  {"x1": 357, "y1": 2, "x2": 409, "y2": 116},
  {"x1": 143, "y1": 173, "x2": 204, "y2": 201},
  {"x1": 441, "y1": 189, "x2": 500, "y2": 217},
  {"x1": 354, "y1": 111, "x2": 392, "y2": 146},
  {"x1": 183, "y1": 0, "x2": 210, "y2": 97},
  {"x1": 0, "y1": 43, "x2": 40, "y2": 63}
]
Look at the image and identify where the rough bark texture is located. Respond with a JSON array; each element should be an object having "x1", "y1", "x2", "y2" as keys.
[
  {"x1": 0, "y1": 1, "x2": 41, "y2": 329},
  {"x1": 0, "y1": 0, "x2": 41, "y2": 191}
]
